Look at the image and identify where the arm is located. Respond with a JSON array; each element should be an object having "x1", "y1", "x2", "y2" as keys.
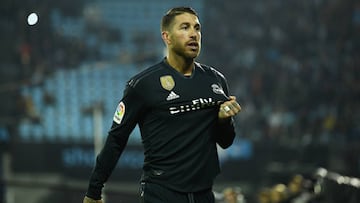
[
  {"x1": 85, "y1": 122, "x2": 133, "y2": 200},
  {"x1": 212, "y1": 70, "x2": 241, "y2": 148},
  {"x1": 84, "y1": 83, "x2": 145, "y2": 201},
  {"x1": 216, "y1": 96, "x2": 241, "y2": 148}
]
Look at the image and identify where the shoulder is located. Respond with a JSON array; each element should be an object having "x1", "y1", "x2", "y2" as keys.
[
  {"x1": 127, "y1": 61, "x2": 165, "y2": 88},
  {"x1": 195, "y1": 62, "x2": 227, "y2": 80}
]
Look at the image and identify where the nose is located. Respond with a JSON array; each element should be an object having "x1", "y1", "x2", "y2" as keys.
[{"x1": 190, "y1": 28, "x2": 199, "y2": 40}]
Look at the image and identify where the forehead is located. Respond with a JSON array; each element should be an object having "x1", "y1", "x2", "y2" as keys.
[{"x1": 173, "y1": 12, "x2": 200, "y2": 26}]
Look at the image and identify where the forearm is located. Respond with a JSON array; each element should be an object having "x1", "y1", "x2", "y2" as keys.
[
  {"x1": 86, "y1": 133, "x2": 128, "y2": 199},
  {"x1": 215, "y1": 118, "x2": 235, "y2": 149},
  {"x1": 216, "y1": 95, "x2": 241, "y2": 148}
]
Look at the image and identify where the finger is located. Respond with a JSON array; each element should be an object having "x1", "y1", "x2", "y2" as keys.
[
  {"x1": 230, "y1": 101, "x2": 241, "y2": 112},
  {"x1": 223, "y1": 105, "x2": 231, "y2": 113},
  {"x1": 226, "y1": 98, "x2": 241, "y2": 109},
  {"x1": 223, "y1": 102, "x2": 241, "y2": 115},
  {"x1": 228, "y1": 96, "x2": 237, "y2": 101},
  {"x1": 219, "y1": 105, "x2": 231, "y2": 118},
  {"x1": 221, "y1": 105, "x2": 236, "y2": 116},
  {"x1": 224, "y1": 97, "x2": 240, "y2": 109}
]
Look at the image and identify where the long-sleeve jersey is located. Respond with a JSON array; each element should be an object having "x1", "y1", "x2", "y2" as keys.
[{"x1": 86, "y1": 59, "x2": 236, "y2": 200}]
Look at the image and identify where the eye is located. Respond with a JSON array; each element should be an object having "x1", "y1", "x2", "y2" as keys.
[
  {"x1": 181, "y1": 25, "x2": 189, "y2": 30},
  {"x1": 195, "y1": 24, "x2": 201, "y2": 31}
]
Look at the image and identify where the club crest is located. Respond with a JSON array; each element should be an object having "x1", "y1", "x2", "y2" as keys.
[
  {"x1": 211, "y1": 84, "x2": 225, "y2": 95},
  {"x1": 160, "y1": 75, "x2": 175, "y2": 91}
]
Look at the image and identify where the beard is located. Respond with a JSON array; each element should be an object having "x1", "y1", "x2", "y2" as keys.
[{"x1": 172, "y1": 42, "x2": 201, "y2": 59}]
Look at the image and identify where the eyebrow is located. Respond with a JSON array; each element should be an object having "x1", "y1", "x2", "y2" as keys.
[{"x1": 179, "y1": 22, "x2": 201, "y2": 28}]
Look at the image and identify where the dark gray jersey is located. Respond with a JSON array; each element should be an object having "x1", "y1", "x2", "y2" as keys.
[{"x1": 87, "y1": 59, "x2": 236, "y2": 199}]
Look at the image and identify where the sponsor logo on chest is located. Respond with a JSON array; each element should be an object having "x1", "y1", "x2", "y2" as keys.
[
  {"x1": 159, "y1": 75, "x2": 226, "y2": 114},
  {"x1": 169, "y1": 97, "x2": 222, "y2": 115}
]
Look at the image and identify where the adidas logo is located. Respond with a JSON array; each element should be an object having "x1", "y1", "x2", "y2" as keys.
[{"x1": 166, "y1": 91, "x2": 180, "y2": 101}]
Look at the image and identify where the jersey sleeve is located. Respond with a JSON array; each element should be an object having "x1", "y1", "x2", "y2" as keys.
[
  {"x1": 86, "y1": 81, "x2": 146, "y2": 200},
  {"x1": 214, "y1": 70, "x2": 236, "y2": 149}
]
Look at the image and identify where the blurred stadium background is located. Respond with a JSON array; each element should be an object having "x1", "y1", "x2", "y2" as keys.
[{"x1": 0, "y1": 0, "x2": 359, "y2": 202}]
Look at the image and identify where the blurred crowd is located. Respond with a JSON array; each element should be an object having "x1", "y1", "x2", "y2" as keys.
[
  {"x1": 1, "y1": 0, "x2": 358, "y2": 145},
  {"x1": 203, "y1": 0, "x2": 360, "y2": 147},
  {"x1": 202, "y1": 1, "x2": 360, "y2": 201},
  {"x1": 0, "y1": 0, "x2": 359, "y2": 202},
  {"x1": 213, "y1": 168, "x2": 360, "y2": 203},
  {"x1": 1, "y1": 0, "x2": 85, "y2": 127},
  {"x1": 0, "y1": 0, "x2": 124, "y2": 130},
  {"x1": 255, "y1": 168, "x2": 360, "y2": 203}
]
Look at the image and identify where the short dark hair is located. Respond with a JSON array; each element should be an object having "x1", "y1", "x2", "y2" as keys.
[{"x1": 161, "y1": 7, "x2": 199, "y2": 32}]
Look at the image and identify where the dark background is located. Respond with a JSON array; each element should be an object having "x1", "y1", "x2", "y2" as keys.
[{"x1": 0, "y1": 0, "x2": 359, "y2": 202}]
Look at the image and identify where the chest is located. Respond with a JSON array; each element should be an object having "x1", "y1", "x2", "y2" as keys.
[{"x1": 145, "y1": 72, "x2": 229, "y2": 115}]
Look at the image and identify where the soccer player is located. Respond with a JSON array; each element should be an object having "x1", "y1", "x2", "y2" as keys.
[{"x1": 83, "y1": 7, "x2": 242, "y2": 203}]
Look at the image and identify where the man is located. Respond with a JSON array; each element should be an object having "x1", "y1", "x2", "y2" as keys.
[{"x1": 83, "y1": 7, "x2": 241, "y2": 203}]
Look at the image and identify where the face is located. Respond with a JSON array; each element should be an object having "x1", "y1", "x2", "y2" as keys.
[{"x1": 163, "y1": 13, "x2": 202, "y2": 59}]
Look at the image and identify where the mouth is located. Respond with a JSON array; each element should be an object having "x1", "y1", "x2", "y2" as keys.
[{"x1": 187, "y1": 42, "x2": 199, "y2": 50}]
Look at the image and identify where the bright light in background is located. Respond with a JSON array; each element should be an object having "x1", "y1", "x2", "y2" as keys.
[{"x1": 27, "y1": 12, "x2": 38, "y2": 26}]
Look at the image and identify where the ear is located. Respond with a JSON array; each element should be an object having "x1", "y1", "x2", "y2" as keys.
[{"x1": 161, "y1": 31, "x2": 171, "y2": 45}]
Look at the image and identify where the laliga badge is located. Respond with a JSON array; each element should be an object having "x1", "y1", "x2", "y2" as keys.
[
  {"x1": 113, "y1": 101, "x2": 125, "y2": 124},
  {"x1": 160, "y1": 75, "x2": 175, "y2": 91}
]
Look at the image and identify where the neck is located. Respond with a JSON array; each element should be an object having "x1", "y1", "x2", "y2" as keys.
[{"x1": 166, "y1": 54, "x2": 194, "y2": 76}]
